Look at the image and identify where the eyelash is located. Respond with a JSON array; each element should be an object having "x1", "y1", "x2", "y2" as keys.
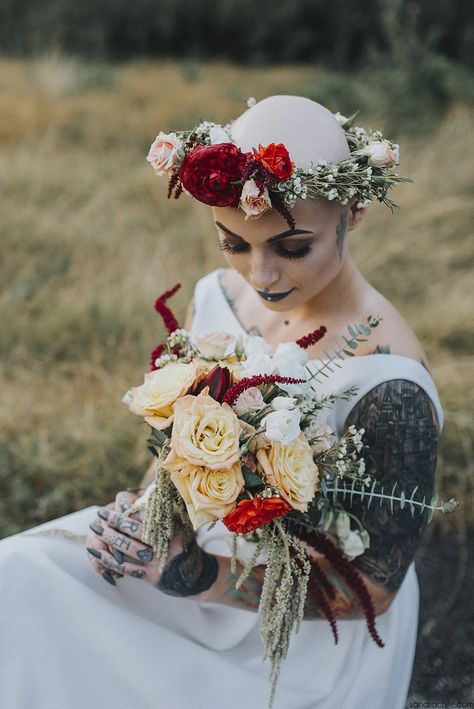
[{"x1": 218, "y1": 240, "x2": 312, "y2": 260}]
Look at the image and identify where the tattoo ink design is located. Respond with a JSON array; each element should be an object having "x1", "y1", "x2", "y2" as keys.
[
  {"x1": 335, "y1": 211, "x2": 348, "y2": 260},
  {"x1": 218, "y1": 271, "x2": 262, "y2": 336},
  {"x1": 345, "y1": 379, "x2": 440, "y2": 592},
  {"x1": 157, "y1": 538, "x2": 218, "y2": 597},
  {"x1": 131, "y1": 569, "x2": 147, "y2": 579},
  {"x1": 371, "y1": 345, "x2": 392, "y2": 354}
]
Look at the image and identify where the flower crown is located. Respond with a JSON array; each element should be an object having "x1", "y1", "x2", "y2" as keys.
[{"x1": 146, "y1": 100, "x2": 411, "y2": 229}]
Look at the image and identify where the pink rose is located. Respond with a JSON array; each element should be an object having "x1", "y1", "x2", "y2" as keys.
[
  {"x1": 195, "y1": 331, "x2": 235, "y2": 359},
  {"x1": 146, "y1": 132, "x2": 182, "y2": 176},
  {"x1": 233, "y1": 386, "x2": 265, "y2": 416},
  {"x1": 239, "y1": 179, "x2": 272, "y2": 220},
  {"x1": 363, "y1": 140, "x2": 399, "y2": 168}
]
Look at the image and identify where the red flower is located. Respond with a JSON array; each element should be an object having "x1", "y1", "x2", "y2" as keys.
[
  {"x1": 191, "y1": 365, "x2": 232, "y2": 403},
  {"x1": 178, "y1": 143, "x2": 248, "y2": 207},
  {"x1": 223, "y1": 496, "x2": 292, "y2": 534},
  {"x1": 222, "y1": 374, "x2": 306, "y2": 407},
  {"x1": 252, "y1": 143, "x2": 294, "y2": 181},
  {"x1": 296, "y1": 325, "x2": 327, "y2": 350}
]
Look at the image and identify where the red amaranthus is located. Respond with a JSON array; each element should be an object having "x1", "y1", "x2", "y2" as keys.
[
  {"x1": 150, "y1": 283, "x2": 181, "y2": 371},
  {"x1": 222, "y1": 374, "x2": 307, "y2": 407}
]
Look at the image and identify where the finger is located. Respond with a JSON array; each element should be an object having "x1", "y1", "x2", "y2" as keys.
[
  {"x1": 93, "y1": 548, "x2": 151, "y2": 581},
  {"x1": 114, "y1": 490, "x2": 143, "y2": 512},
  {"x1": 86, "y1": 548, "x2": 124, "y2": 580},
  {"x1": 95, "y1": 510, "x2": 144, "y2": 542},
  {"x1": 102, "y1": 525, "x2": 155, "y2": 563}
]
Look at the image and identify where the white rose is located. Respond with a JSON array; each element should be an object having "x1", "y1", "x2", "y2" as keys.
[
  {"x1": 240, "y1": 179, "x2": 272, "y2": 220},
  {"x1": 242, "y1": 334, "x2": 272, "y2": 356},
  {"x1": 271, "y1": 396, "x2": 297, "y2": 411},
  {"x1": 263, "y1": 407, "x2": 301, "y2": 445},
  {"x1": 195, "y1": 331, "x2": 235, "y2": 359},
  {"x1": 304, "y1": 421, "x2": 333, "y2": 453},
  {"x1": 241, "y1": 353, "x2": 276, "y2": 377},
  {"x1": 273, "y1": 356, "x2": 308, "y2": 396},
  {"x1": 274, "y1": 341, "x2": 309, "y2": 367},
  {"x1": 340, "y1": 531, "x2": 366, "y2": 560},
  {"x1": 209, "y1": 125, "x2": 232, "y2": 145},
  {"x1": 233, "y1": 387, "x2": 265, "y2": 416}
]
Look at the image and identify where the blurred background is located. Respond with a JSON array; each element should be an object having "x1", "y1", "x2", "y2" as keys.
[{"x1": 0, "y1": 0, "x2": 473, "y2": 703}]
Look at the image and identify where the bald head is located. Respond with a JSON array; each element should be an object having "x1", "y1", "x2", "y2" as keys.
[{"x1": 230, "y1": 95, "x2": 350, "y2": 170}]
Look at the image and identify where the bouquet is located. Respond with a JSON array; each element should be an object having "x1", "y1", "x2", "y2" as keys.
[{"x1": 122, "y1": 283, "x2": 458, "y2": 707}]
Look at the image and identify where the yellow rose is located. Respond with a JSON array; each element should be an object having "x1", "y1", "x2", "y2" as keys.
[
  {"x1": 127, "y1": 361, "x2": 199, "y2": 430},
  {"x1": 169, "y1": 462, "x2": 244, "y2": 530},
  {"x1": 163, "y1": 389, "x2": 242, "y2": 470},
  {"x1": 256, "y1": 433, "x2": 319, "y2": 512}
]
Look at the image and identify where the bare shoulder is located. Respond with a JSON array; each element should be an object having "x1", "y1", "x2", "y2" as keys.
[{"x1": 359, "y1": 286, "x2": 430, "y2": 368}]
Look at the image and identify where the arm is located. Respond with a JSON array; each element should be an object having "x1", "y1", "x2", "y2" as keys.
[
  {"x1": 139, "y1": 297, "x2": 196, "y2": 489},
  {"x1": 156, "y1": 379, "x2": 439, "y2": 619}
]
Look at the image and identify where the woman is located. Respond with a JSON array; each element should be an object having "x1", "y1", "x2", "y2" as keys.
[{"x1": 0, "y1": 96, "x2": 443, "y2": 709}]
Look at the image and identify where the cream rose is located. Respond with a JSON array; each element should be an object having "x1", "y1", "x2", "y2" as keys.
[
  {"x1": 126, "y1": 361, "x2": 199, "y2": 430},
  {"x1": 146, "y1": 132, "x2": 182, "y2": 175},
  {"x1": 195, "y1": 331, "x2": 235, "y2": 359},
  {"x1": 163, "y1": 390, "x2": 242, "y2": 471},
  {"x1": 240, "y1": 179, "x2": 272, "y2": 220},
  {"x1": 170, "y1": 461, "x2": 244, "y2": 530},
  {"x1": 256, "y1": 432, "x2": 319, "y2": 511}
]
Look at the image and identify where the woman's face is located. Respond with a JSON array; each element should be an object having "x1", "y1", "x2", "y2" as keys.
[{"x1": 212, "y1": 197, "x2": 355, "y2": 312}]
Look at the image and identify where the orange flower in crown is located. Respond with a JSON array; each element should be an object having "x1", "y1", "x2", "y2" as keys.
[{"x1": 252, "y1": 143, "x2": 295, "y2": 180}]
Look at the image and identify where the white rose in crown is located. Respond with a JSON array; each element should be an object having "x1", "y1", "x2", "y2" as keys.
[
  {"x1": 146, "y1": 132, "x2": 183, "y2": 175},
  {"x1": 240, "y1": 179, "x2": 272, "y2": 220},
  {"x1": 263, "y1": 407, "x2": 301, "y2": 445},
  {"x1": 359, "y1": 140, "x2": 399, "y2": 168},
  {"x1": 209, "y1": 125, "x2": 232, "y2": 144},
  {"x1": 242, "y1": 334, "x2": 272, "y2": 357},
  {"x1": 242, "y1": 353, "x2": 277, "y2": 378},
  {"x1": 195, "y1": 331, "x2": 235, "y2": 359}
]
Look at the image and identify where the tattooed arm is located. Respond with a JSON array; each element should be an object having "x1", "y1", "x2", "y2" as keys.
[{"x1": 344, "y1": 379, "x2": 440, "y2": 593}]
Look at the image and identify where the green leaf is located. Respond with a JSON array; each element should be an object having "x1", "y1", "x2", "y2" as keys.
[
  {"x1": 343, "y1": 349, "x2": 355, "y2": 356},
  {"x1": 357, "y1": 324, "x2": 371, "y2": 336},
  {"x1": 347, "y1": 325, "x2": 356, "y2": 338},
  {"x1": 242, "y1": 466, "x2": 264, "y2": 488}
]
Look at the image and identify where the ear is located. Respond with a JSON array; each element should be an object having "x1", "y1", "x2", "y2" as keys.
[{"x1": 346, "y1": 197, "x2": 366, "y2": 232}]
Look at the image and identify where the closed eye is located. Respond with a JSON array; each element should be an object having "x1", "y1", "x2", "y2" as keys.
[{"x1": 218, "y1": 239, "x2": 312, "y2": 260}]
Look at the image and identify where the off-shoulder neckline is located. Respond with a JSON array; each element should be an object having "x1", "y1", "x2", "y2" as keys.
[{"x1": 214, "y1": 268, "x2": 432, "y2": 374}]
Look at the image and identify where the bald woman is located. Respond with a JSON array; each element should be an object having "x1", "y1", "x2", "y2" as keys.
[{"x1": 0, "y1": 96, "x2": 443, "y2": 709}]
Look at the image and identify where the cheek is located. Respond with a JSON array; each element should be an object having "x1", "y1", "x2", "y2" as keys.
[{"x1": 293, "y1": 239, "x2": 340, "y2": 287}]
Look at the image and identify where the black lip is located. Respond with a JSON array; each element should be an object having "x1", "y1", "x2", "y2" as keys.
[{"x1": 256, "y1": 287, "x2": 295, "y2": 302}]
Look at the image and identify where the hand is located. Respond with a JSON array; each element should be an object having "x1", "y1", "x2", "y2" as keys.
[{"x1": 85, "y1": 488, "x2": 185, "y2": 587}]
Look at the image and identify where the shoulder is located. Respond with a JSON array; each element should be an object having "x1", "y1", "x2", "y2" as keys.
[{"x1": 356, "y1": 286, "x2": 429, "y2": 368}]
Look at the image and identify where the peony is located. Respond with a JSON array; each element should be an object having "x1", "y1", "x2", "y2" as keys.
[
  {"x1": 274, "y1": 341, "x2": 309, "y2": 367},
  {"x1": 195, "y1": 331, "x2": 235, "y2": 359},
  {"x1": 239, "y1": 179, "x2": 272, "y2": 220},
  {"x1": 252, "y1": 143, "x2": 294, "y2": 180},
  {"x1": 163, "y1": 389, "x2": 242, "y2": 471},
  {"x1": 178, "y1": 143, "x2": 248, "y2": 207},
  {"x1": 233, "y1": 386, "x2": 265, "y2": 416},
  {"x1": 126, "y1": 361, "x2": 199, "y2": 430},
  {"x1": 170, "y1": 461, "x2": 244, "y2": 530},
  {"x1": 262, "y1": 407, "x2": 301, "y2": 445},
  {"x1": 223, "y1": 496, "x2": 292, "y2": 534},
  {"x1": 273, "y1": 352, "x2": 308, "y2": 396},
  {"x1": 256, "y1": 432, "x2": 319, "y2": 511},
  {"x1": 147, "y1": 132, "x2": 182, "y2": 176},
  {"x1": 360, "y1": 140, "x2": 399, "y2": 168}
]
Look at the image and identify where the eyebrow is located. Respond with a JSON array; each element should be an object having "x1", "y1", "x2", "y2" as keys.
[{"x1": 214, "y1": 221, "x2": 314, "y2": 243}]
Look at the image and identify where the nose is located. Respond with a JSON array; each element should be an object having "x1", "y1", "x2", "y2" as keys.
[{"x1": 249, "y1": 250, "x2": 279, "y2": 290}]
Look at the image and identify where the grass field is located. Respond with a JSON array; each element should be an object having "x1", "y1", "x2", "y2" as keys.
[{"x1": 1, "y1": 55, "x2": 473, "y2": 538}]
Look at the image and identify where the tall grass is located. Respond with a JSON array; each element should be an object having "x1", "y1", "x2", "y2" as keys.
[{"x1": 0, "y1": 56, "x2": 472, "y2": 537}]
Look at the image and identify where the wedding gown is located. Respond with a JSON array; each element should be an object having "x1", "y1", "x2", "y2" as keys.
[{"x1": 0, "y1": 267, "x2": 444, "y2": 709}]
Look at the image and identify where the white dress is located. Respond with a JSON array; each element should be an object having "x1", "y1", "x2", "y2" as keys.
[{"x1": 0, "y1": 268, "x2": 444, "y2": 709}]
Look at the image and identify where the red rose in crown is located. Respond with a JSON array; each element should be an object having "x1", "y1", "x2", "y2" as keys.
[
  {"x1": 252, "y1": 142, "x2": 294, "y2": 180},
  {"x1": 178, "y1": 143, "x2": 248, "y2": 207}
]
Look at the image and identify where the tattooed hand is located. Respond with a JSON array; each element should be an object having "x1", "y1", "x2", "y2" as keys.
[
  {"x1": 85, "y1": 488, "x2": 182, "y2": 587},
  {"x1": 85, "y1": 488, "x2": 218, "y2": 596}
]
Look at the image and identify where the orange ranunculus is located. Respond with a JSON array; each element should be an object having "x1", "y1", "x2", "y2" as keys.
[
  {"x1": 252, "y1": 143, "x2": 294, "y2": 180},
  {"x1": 223, "y1": 496, "x2": 292, "y2": 534}
]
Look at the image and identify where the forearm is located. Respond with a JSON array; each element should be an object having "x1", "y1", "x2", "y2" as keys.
[{"x1": 193, "y1": 552, "x2": 392, "y2": 619}]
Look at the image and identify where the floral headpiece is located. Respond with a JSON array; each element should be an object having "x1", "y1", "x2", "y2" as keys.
[{"x1": 146, "y1": 98, "x2": 411, "y2": 228}]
